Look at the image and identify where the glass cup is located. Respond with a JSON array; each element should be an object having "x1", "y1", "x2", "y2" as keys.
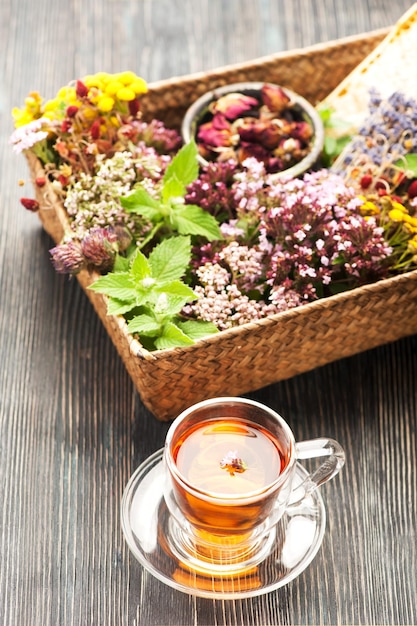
[{"x1": 163, "y1": 396, "x2": 345, "y2": 573}]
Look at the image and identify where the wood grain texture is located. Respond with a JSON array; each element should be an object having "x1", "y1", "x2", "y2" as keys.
[{"x1": 1, "y1": 1, "x2": 416, "y2": 625}]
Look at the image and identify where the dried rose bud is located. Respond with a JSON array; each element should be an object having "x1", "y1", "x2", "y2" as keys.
[
  {"x1": 261, "y1": 84, "x2": 290, "y2": 114},
  {"x1": 197, "y1": 113, "x2": 233, "y2": 148},
  {"x1": 81, "y1": 227, "x2": 118, "y2": 271},
  {"x1": 290, "y1": 121, "x2": 313, "y2": 143},
  {"x1": 76, "y1": 79, "x2": 89, "y2": 98},
  {"x1": 238, "y1": 119, "x2": 282, "y2": 150},
  {"x1": 211, "y1": 92, "x2": 258, "y2": 121},
  {"x1": 237, "y1": 141, "x2": 269, "y2": 164},
  {"x1": 50, "y1": 241, "x2": 84, "y2": 274},
  {"x1": 66, "y1": 105, "x2": 79, "y2": 118},
  {"x1": 35, "y1": 177, "x2": 46, "y2": 187},
  {"x1": 20, "y1": 197, "x2": 39, "y2": 212}
]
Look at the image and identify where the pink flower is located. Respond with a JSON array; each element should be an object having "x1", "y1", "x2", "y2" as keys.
[
  {"x1": 211, "y1": 92, "x2": 258, "y2": 120},
  {"x1": 197, "y1": 113, "x2": 233, "y2": 149},
  {"x1": 261, "y1": 84, "x2": 291, "y2": 114}
]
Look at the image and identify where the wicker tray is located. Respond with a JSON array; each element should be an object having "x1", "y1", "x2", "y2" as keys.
[{"x1": 27, "y1": 28, "x2": 417, "y2": 420}]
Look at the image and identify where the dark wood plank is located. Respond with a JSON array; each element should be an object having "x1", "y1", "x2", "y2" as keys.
[{"x1": 1, "y1": 1, "x2": 416, "y2": 625}]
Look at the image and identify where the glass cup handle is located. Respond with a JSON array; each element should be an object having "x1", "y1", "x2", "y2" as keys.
[{"x1": 289, "y1": 438, "x2": 345, "y2": 505}]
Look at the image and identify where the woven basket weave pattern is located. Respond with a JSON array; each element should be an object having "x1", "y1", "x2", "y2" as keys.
[{"x1": 28, "y1": 29, "x2": 417, "y2": 420}]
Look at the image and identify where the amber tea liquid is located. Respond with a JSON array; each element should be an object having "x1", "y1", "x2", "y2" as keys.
[{"x1": 170, "y1": 417, "x2": 289, "y2": 537}]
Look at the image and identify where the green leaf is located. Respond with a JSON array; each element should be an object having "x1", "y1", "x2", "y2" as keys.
[
  {"x1": 89, "y1": 272, "x2": 136, "y2": 301},
  {"x1": 113, "y1": 253, "x2": 130, "y2": 273},
  {"x1": 120, "y1": 187, "x2": 162, "y2": 220},
  {"x1": 170, "y1": 204, "x2": 222, "y2": 241},
  {"x1": 127, "y1": 312, "x2": 161, "y2": 335},
  {"x1": 163, "y1": 140, "x2": 199, "y2": 191},
  {"x1": 154, "y1": 280, "x2": 196, "y2": 300},
  {"x1": 130, "y1": 248, "x2": 152, "y2": 281},
  {"x1": 151, "y1": 292, "x2": 192, "y2": 316},
  {"x1": 177, "y1": 319, "x2": 219, "y2": 340},
  {"x1": 161, "y1": 173, "x2": 185, "y2": 203},
  {"x1": 106, "y1": 297, "x2": 138, "y2": 316},
  {"x1": 154, "y1": 321, "x2": 195, "y2": 350},
  {"x1": 393, "y1": 153, "x2": 417, "y2": 176},
  {"x1": 148, "y1": 236, "x2": 191, "y2": 282}
]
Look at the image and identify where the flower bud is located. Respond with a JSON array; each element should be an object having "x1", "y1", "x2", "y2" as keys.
[
  {"x1": 81, "y1": 227, "x2": 118, "y2": 271},
  {"x1": 197, "y1": 113, "x2": 233, "y2": 148},
  {"x1": 261, "y1": 84, "x2": 290, "y2": 114},
  {"x1": 76, "y1": 79, "x2": 89, "y2": 98},
  {"x1": 66, "y1": 105, "x2": 79, "y2": 118},
  {"x1": 50, "y1": 241, "x2": 84, "y2": 274},
  {"x1": 211, "y1": 92, "x2": 258, "y2": 120}
]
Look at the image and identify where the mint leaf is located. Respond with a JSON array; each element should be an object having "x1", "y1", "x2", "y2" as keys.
[
  {"x1": 163, "y1": 140, "x2": 199, "y2": 192},
  {"x1": 113, "y1": 253, "x2": 130, "y2": 273},
  {"x1": 107, "y1": 297, "x2": 138, "y2": 316},
  {"x1": 150, "y1": 291, "x2": 192, "y2": 316},
  {"x1": 130, "y1": 248, "x2": 152, "y2": 281},
  {"x1": 154, "y1": 321, "x2": 195, "y2": 350},
  {"x1": 177, "y1": 319, "x2": 219, "y2": 340},
  {"x1": 162, "y1": 174, "x2": 185, "y2": 203},
  {"x1": 121, "y1": 187, "x2": 162, "y2": 220},
  {"x1": 148, "y1": 236, "x2": 191, "y2": 282},
  {"x1": 127, "y1": 312, "x2": 161, "y2": 335},
  {"x1": 154, "y1": 280, "x2": 196, "y2": 299},
  {"x1": 89, "y1": 272, "x2": 136, "y2": 301},
  {"x1": 171, "y1": 204, "x2": 222, "y2": 240}
]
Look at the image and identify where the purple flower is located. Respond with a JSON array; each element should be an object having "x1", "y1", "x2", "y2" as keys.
[
  {"x1": 81, "y1": 227, "x2": 119, "y2": 271},
  {"x1": 50, "y1": 241, "x2": 85, "y2": 274}
]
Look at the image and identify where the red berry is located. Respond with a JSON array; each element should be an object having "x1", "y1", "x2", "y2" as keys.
[
  {"x1": 407, "y1": 180, "x2": 417, "y2": 198},
  {"x1": 20, "y1": 198, "x2": 40, "y2": 212},
  {"x1": 360, "y1": 174, "x2": 373, "y2": 190},
  {"x1": 66, "y1": 105, "x2": 79, "y2": 118}
]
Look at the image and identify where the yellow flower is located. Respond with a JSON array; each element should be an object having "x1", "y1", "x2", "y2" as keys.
[
  {"x1": 83, "y1": 108, "x2": 98, "y2": 121},
  {"x1": 25, "y1": 91, "x2": 43, "y2": 113},
  {"x1": 391, "y1": 200, "x2": 407, "y2": 213},
  {"x1": 404, "y1": 215, "x2": 417, "y2": 232},
  {"x1": 83, "y1": 74, "x2": 107, "y2": 92},
  {"x1": 105, "y1": 80, "x2": 124, "y2": 96},
  {"x1": 117, "y1": 71, "x2": 138, "y2": 85},
  {"x1": 130, "y1": 77, "x2": 148, "y2": 95},
  {"x1": 389, "y1": 208, "x2": 407, "y2": 222},
  {"x1": 360, "y1": 199, "x2": 380, "y2": 215},
  {"x1": 117, "y1": 86, "x2": 136, "y2": 101},
  {"x1": 12, "y1": 107, "x2": 35, "y2": 127},
  {"x1": 97, "y1": 95, "x2": 115, "y2": 112},
  {"x1": 408, "y1": 236, "x2": 417, "y2": 252}
]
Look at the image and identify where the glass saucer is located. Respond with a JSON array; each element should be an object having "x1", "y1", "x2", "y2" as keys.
[{"x1": 121, "y1": 449, "x2": 326, "y2": 600}]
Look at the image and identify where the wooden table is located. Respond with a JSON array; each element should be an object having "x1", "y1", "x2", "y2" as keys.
[{"x1": 1, "y1": 1, "x2": 416, "y2": 624}]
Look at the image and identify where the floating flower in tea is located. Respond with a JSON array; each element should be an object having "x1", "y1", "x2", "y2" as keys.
[{"x1": 220, "y1": 450, "x2": 248, "y2": 476}]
